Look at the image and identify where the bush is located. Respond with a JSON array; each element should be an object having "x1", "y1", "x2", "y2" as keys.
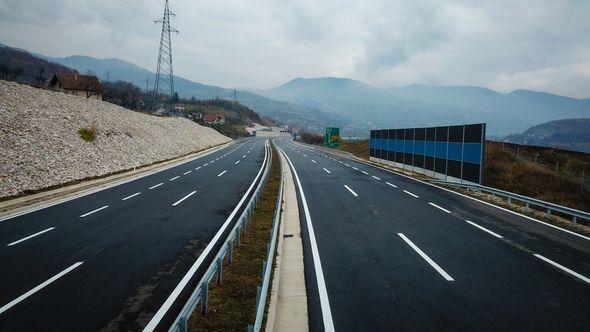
[{"x1": 78, "y1": 120, "x2": 98, "y2": 142}]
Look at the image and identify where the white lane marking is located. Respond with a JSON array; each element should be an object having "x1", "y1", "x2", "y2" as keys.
[
  {"x1": 360, "y1": 170, "x2": 369, "y2": 175},
  {"x1": 211, "y1": 160, "x2": 215, "y2": 163},
  {"x1": 204, "y1": 163, "x2": 209, "y2": 166},
  {"x1": 311, "y1": 159, "x2": 317, "y2": 163},
  {"x1": 344, "y1": 163, "x2": 350, "y2": 167},
  {"x1": 149, "y1": 183, "x2": 163, "y2": 190},
  {"x1": 169, "y1": 176, "x2": 179, "y2": 181},
  {"x1": 195, "y1": 166, "x2": 201, "y2": 170},
  {"x1": 235, "y1": 160, "x2": 240, "y2": 165},
  {"x1": 79, "y1": 205, "x2": 109, "y2": 218},
  {"x1": 352, "y1": 167, "x2": 359, "y2": 170},
  {"x1": 122, "y1": 192, "x2": 141, "y2": 201},
  {"x1": 6, "y1": 227, "x2": 55, "y2": 246},
  {"x1": 218, "y1": 170, "x2": 227, "y2": 177},
  {"x1": 372, "y1": 176, "x2": 381, "y2": 180},
  {"x1": 403, "y1": 190, "x2": 419, "y2": 198},
  {"x1": 276, "y1": 145, "x2": 335, "y2": 331},
  {"x1": 243, "y1": 155, "x2": 246, "y2": 159},
  {"x1": 344, "y1": 185, "x2": 358, "y2": 197},
  {"x1": 397, "y1": 233, "x2": 454, "y2": 281},
  {"x1": 297, "y1": 150, "x2": 300, "y2": 153},
  {"x1": 323, "y1": 168, "x2": 331, "y2": 174},
  {"x1": 386, "y1": 182, "x2": 397, "y2": 188},
  {"x1": 145, "y1": 140, "x2": 270, "y2": 331},
  {"x1": 534, "y1": 254, "x2": 590, "y2": 284},
  {"x1": 464, "y1": 220, "x2": 503, "y2": 239},
  {"x1": 172, "y1": 191, "x2": 197, "y2": 207},
  {"x1": 0, "y1": 262, "x2": 84, "y2": 315},
  {"x1": 183, "y1": 170, "x2": 192, "y2": 175},
  {"x1": 303, "y1": 154, "x2": 307, "y2": 157},
  {"x1": 429, "y1": 202, "x2": 451, "y2": 214},
  {"x1": 338, "y1": 161, "x2": 343, "y2": 164}
]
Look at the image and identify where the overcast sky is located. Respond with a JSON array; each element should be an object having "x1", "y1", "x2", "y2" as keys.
[{"x1": 1, "y1": 0, "x2": 589, "y2": 98}]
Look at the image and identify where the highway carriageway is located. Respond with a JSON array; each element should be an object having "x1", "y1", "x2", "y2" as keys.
[
  {"x1": 0, "y1": 137, "x2": 267, "y2": 331},
  {"x1": 274, "y1": 139, "x2": 590, "y2": 331}
]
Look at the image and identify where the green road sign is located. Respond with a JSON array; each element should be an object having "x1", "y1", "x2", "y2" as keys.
[{"x1": 325, "y1": 127, "x2": 341, "y2": 147}]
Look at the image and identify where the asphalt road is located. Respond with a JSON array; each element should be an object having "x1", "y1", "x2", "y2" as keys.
[
  {"x1": 274, "y1": 139, "x2": 590, "y2": 332},
  {"x1": 0, "y1": 136, "x2": 268, "y2": 331}
]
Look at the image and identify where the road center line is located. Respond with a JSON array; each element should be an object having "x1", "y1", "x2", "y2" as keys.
[
  {"x1": 204, "y1": 163, "x2": 209, "y2": 166},
  {"x1": 169, "y1": 176, "x2": 179, "y2": 181},
  {"x1": 149, "y1": 183, "x2": 163, "y2": 190},
  {"x1": 79, "y1": 205, "x2": 109, "y2": 218},
  {"x1": 172, "y1": 191, "x2": 197, "y2": 207},
  {"x1": 323, "y1": 168, "x2": 331, "y2": 174},
  {"x1": 6, "y1": 227, "x2": 56, "y2": 246},
  {"x1": 386, "y1": 182, "x2": 397, "y2": 188},
  {"x1": 243, "y1": 155, "x2": 246, "y2": 159},
  {"x1": 0, "y1": 262, "x2": 84, "y2": 315},
  {"x1": 218, "y1": 170, "x2": 227, "y2": 177},
  {"x1": 361, "y1": 170, "x2": 369, "y2": 175},
  {"x1": 534, "y1": 254, "x2": 590, "y2": 284},
  {"x1": 183, "y1": 170, "x2": 192, "y2": 175},
  {"x1": 352, "y1": 167, "x2": 359, "y2": 170},
  {"x1": 372, "y1": 176, "x2": 381, "y2": 180},
  {"x1": 397, "y1": 233, "x2": 454, "y2": 281},
  {"x1": 195, "y1": 166, "x2": 201, "y2": 170},
  {"x1": 311, "y1": 160, "x2": 317, "y2": 163},
  {"x1": 403, "y1": 190, "x2": 419, "y2": 198},
  {"x1": 344, "y1": 164, "x2": 350, "y2": 166},
  {"x1": 344, "y1": 185, "x2": 358, "y2": 197},
  {"x1": 428, "y1": 202, "x2": 451, "y2": 213},
  {"x1": 235, "y1": 160, "x2": 240, "y2": 165},
  {"x1": 122, "y1": 192, "x2": 141, "y2": 201},
  {"x1": 464, "y1": 220, "x2": 503, "y2": 238}
]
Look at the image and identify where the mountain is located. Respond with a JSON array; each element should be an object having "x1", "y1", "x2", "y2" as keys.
[
  {"x1": 0, "y1": 44, "x2": 76, "y2": 85},
  {"x1": 259, "y1": 77, "x2": 590, "y2": 137},
  {"x1": 34, "y1": 53, "x2": 345, "y2": 132},
  {"x1": 504, "y1": 118, "x2": 590, "y2": 153}
]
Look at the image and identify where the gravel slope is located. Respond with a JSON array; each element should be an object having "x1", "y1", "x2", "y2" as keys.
[{"x1": 0, "y1": 80, "x2": 231, "y2": 198}]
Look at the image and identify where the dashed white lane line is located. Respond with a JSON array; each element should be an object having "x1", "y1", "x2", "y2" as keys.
[
  {"x1": 149, "y1": 183, "x2": 163, "y2": 190},
  {"x1": 6, "y1": 227, "x2": 55, "y2": 246},
  {"x1": 403, "y1": 190, "x2": 419, "y2": 198},
  {"x1": 218, "y1": 170, "x2": 227, "y2": 177},
  {"x1": 204, "y1": 163, "x2": 209, "y2": 166},
  {"x1": 311, "y1": 160, "x2": 317, "y2": 163},
  {"x1": 303, "y1": 154, "x2": 307, "y2": 157},
  {"x1": 323, "y1": 168, "x2": 331, "y2": 174},
  {"x1": 534, "y1": 254, "x2": 590, "y2": 285},
  {"x1": 397, "y1": 233, "x2": 454, "y2": 281},
  {"x1": 352, "y1": 167, "x2": 359, "y2": 170},
  {"x1": 344, "y1": 185, "x2": 358, "y2": 197},
  {"x1": 344, "y1": 164, "x2": 350, "y2": 167},
  {"x1": 195, "y1": 166, "x2": 201, "y2": 170},
  {"x1": 247, "y1": 151, "x2": 251, "y2": 154},
  {"x1": 386, "y1": 182, "x2": 397, "y2": 188},
  {"x1": 372, "y1": 176, "x2": 381, "y2": 180},
  {"x1": 464, "y1": 220, "x2": 503, "y2": 239},
  {"x1": 172, "y1": 191, "x2": 197, "y2": 207},
  {"x1": 338, "y1": 161, "x2": 343, "y2": 164},
  {"x1": 428, "y1": 202, "x2": 451, "y2": 214},
  {"x1": 360, "y1": 170, "x2": 369, "y2": 175},
  {"x1": 183, "y1": 171, "x2": 192, "y2": 175},
  {"x1": 235, "y1": 160, "x2": 240, "y2": 165},
  {"x1": 169, "y1": 176, "x2": 180, "y2": 181},
  {"x1": 0, "y1": 262, "x2": 84, "y2": 315},
  {"x1": 80, "y1": 205, "x2": 109, "y2": 218},
  {"x1": 122, "y1": 192, "x2": 141, "y2": 201},
  {"x1": 243, "y1": 155, "x2": 246, "y2": 159}
]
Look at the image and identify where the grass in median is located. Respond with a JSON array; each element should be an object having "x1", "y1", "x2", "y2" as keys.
[{"x1": 189, "y1": 146, "x2": 280, "y2": 331}]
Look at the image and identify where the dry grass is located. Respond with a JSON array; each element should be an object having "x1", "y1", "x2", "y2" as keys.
[{"x1": 189, "y1": 147, "x2": 280, "y2": 331}]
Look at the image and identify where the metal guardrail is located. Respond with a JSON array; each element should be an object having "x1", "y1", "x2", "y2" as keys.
[
  {"x1": 430, "y1": 180, "x2": 590, "y2": 226},
  {"x1": 168, "y1": 141, "x2": 273, "y2": 332},
  {"x1": 249, "y1": 141, "x2": 285, "y2": 332}
]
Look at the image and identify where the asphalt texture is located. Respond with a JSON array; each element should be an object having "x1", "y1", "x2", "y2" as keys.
[
  {"x1": 0, "y1": 137, "x2": 268, "y2": 331},
  {"x1": 274, "y1": 139, "x2": 590, "y2": 332}
]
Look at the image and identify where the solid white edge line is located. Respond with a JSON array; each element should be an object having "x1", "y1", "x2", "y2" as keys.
[
  {"x1": 386, "y1": 182, "x2": 397, "y2": 188},
  {"x1": 275, "y1": 144, "x2": 335, "y2": 332},
  {"x1": 144, "y1": 140, "x2": 270, "y2": 332},
  {"x1": 464, "y1": 220, "x2": 503, "y2": 239},
  {"x1": 344, "y1": 185, "x2": 359, "y2": 197},
  {"x1": 172, "y1": 191, "x2": 197, "y2": 207},
  {"x1": 218, "y1": 170, "x2": 227, "y2": 177},
  {"x1": 122, "y1": 192, "x2": 141, "y2": 201},
  {"x1": 0, "y1": 262, "x2": 84, "y2": 314},
  {"x1": 323, "y1": 168, "x2": 331, "y2": 174},
  {"x1": 6, "y1": 227, "x2": 56, "y2": 246},
  {"x1": 428, "y1": 202, "x2": 451, "y2": 214},
  {"x1": 169, "y1": 176, "x2": 179, "y2": 181},
  {"x1": 149, "y1": 183, "x2": 163, "y2": 190},
  {"x1": 372, "y1": 176, "x2": 381, "y2": 180},
  {"x1": 79, "y1": 205, "x2": 109, "y2": 218},
  {"x1": 403, "y1": 190, "x2": 419, "y2": 198},
  {"x1": 397, "y1": 233, "x2": 454, "y2": 281},
  {"x1": 534, "y1": 254, "x2": 590, "y2": 284}
]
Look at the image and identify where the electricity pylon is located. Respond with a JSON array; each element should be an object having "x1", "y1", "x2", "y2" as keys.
[{"x1": 153, "y1": 0, "x2": 178, "y2": 110}]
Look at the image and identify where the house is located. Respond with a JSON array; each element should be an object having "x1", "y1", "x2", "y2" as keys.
[
  {"x1": 48, "y1": 73, "x2": 103, "y2": 100},
  {"x1": 203, "y1": 113, "x2": 225, "y2": 125},
  {"x1": 154, "y1": 107, "x2": 168, "y2": 116},
  {"x1": 174, "y1": 103, "x2": 186, "y2": 111}
]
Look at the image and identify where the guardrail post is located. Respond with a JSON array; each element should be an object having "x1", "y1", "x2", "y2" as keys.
[
  {"x1": 178, "y1": 316, "x2": 188, "y2": 332},
  {"x1": 546, "y1": 208, "x2": 552, "y2": 219},
  {"x1": 255, "y1": 285, "x2": 262, "y2": 306},
  {"x1": 216, "y1": 257, "x2": 223, "y2": 285},
  {"x1": 247, "y1": 324, "x2": 254, "y2": 332},
  {"x1": 508, "y1": 197, "x2": 512, "y2": 206},
  {"x1": 572, "y1": 216, "x2": 577, "y2": 227},
  {"x1": 236, "y1": 225, "x2": 241, "y2": 247},
  {"x1": 525, "y1": 202, "x2": 529, "y2": 213},
  {"x1": 262, "y1": 261, "x2": 267, "y2": 277},
  {"x1": 227, "y1": 241, "x2": 233, "y2": 264},
  {"x1": 201, "y1": 282, "x2": 209, "y2": 316}
]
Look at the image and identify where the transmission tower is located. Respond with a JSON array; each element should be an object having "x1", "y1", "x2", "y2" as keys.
[{"x1": 153, "y1": 0, "x2": 178, "y2": 110}]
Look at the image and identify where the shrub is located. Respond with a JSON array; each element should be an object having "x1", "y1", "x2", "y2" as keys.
[{"x1": 78, "y1": 120, "x2": 98, "y2": 142}]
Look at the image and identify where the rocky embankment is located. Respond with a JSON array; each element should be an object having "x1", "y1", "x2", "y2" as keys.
[{"x1": 0, "y1": 80, "x2": 231, "y2": 198}]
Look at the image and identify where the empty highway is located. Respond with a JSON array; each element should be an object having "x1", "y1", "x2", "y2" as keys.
[
  {"x1": 0, "y1": 137, "x2": 269, "y2": 331},
  {"x1": 274, "y1": 139, "x2": 590, "y2": 331}
]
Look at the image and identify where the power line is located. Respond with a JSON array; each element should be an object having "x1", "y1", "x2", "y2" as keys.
[{"x1": 153, "y1": 0, "x2": 179, "y2": 110}]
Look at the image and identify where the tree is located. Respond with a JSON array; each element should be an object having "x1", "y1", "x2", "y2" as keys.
[
  {"x1": 173, "y1": 92, "x2": 180, "y2": 103},
  {"x1": 36, "y1": 67, "x2": 46, "y2": 86}
]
